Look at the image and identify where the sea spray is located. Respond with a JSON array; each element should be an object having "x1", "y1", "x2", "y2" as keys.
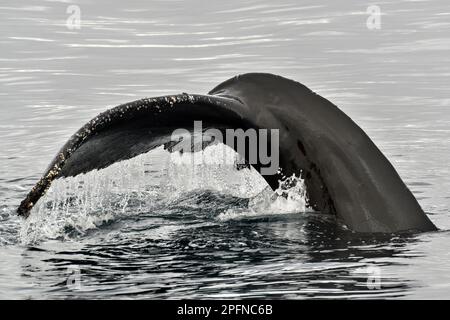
[
  {"x1": 19, "y1": 145, "x2": 309, "y2": 244},
  {"x1": 217, "y1": 174, "x2": 310, "y2": 221}
]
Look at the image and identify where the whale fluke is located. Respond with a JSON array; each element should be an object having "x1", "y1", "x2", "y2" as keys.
[{"x1": 17, "y1": 73, "x2": 437, "y2": 233}]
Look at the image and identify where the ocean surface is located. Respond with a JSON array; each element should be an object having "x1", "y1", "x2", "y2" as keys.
[{"x1": 0, "y1": 0, "x2": 449, "y2": 299}]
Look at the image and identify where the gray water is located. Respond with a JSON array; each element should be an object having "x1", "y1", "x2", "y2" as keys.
[{"x1": 1, "y1": 0, "x2": 450, "y2": 299}]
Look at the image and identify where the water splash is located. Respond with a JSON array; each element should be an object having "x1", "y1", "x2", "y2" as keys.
[
  {"x1": 217, "y1": 174, "x2": 310, "y2": 221},
  {"x1": 19, "y1": 145, "x2": 308, "y2": 244},
  {"x1": 20, "y1": 148, "x2": 165, "y2": 243},
  {"x1": 166, "y1": 143, "x2": 267, "y2": 196}
]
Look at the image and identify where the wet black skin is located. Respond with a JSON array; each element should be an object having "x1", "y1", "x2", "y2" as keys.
[{"x1": 17, "y1": 73, "x2": 437, "y2": 233}]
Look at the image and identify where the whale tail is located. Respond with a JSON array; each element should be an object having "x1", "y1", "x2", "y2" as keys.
[{"x1": 17, "y1": 73, "x2": 437, "y2": 233}]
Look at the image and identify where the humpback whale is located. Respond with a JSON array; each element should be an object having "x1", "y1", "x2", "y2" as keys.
[{"x1": 17, "y1": 73, "x2": 437, "y2": 233}]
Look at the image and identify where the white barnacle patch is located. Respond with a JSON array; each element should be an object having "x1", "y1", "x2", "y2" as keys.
[{"x1": 45, "y1": 167, "x2": 58, "y2": 180}]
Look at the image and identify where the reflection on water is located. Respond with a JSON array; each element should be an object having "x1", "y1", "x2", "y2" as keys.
[
  {"x1": 14, "y1": 194, "x2": 421, "y2": 299},
  {"x1": 0, "y1": 0, "x2": 450, "y2": 299}
]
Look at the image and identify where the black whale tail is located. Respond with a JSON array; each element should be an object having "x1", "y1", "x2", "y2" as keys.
[{"x1": 17, "y1": 73, "x2": 437, "y2": 233}]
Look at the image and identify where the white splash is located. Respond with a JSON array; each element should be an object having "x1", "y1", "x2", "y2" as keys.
[
  {"x1": 19, "y1": 145, "x2": 309, "y2": 244},
  {"x1": 217, "y1": 174, "x2": 311, "y2": 221},
  {"x1": 166, "y1": 143, "x2": 266, "y2": 196},
  {"x1": 20, "y1": 151, "x2": 162, "y2": 244}
]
